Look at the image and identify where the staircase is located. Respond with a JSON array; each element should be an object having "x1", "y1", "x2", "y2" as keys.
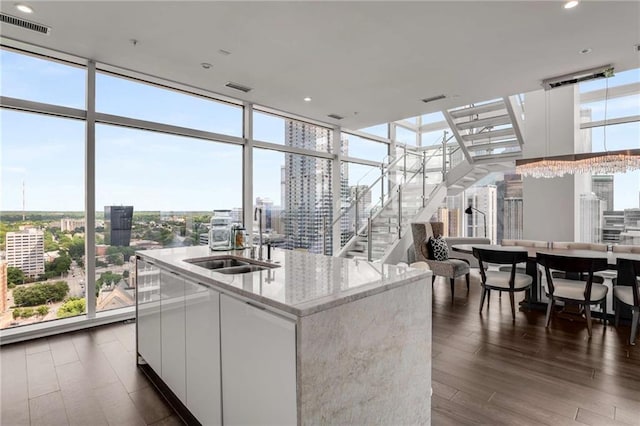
[
  {"x1": 443, "y1": 96, "x2": 525, "y2": 165},
  {"x1": 334, "y1": 96, "x2": 525, "y2": 263}
]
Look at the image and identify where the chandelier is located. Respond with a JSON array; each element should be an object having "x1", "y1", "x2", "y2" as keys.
[
  {"x1": 516, "y1": 149, "x2": 640, "y2": 178},
  {"x1": 516, "y1": 70, "x2": 640, "y2": 178}
]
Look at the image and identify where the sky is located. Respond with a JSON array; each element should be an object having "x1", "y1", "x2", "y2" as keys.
[{"x1": 1, "y1": 49, "x2": 639, "y2": 213}]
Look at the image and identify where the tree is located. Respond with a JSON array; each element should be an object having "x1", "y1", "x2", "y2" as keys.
[
  {"x1": 36, "y1": 305, "x2": 50, "y2": 316},
  {"x1": 13, "y1": 281, "x2": 69, "y2": 307},
  {"x1": 57, "y1": 298, "x2": 85, "y2": 318},
  {"x1": 7, "y1": 267, "x2": 25, "y2": 285},
  {"x1": 67, "y1": 238, "x2": 85, "y2": 260}
]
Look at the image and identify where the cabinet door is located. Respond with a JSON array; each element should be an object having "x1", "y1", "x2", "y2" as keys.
[
  {"x1": 220, "y1": 294, "x2": 297, "y2": 426},
  {"x1": 185, "y1": 280, "x2": 221, "y2": 426},
  {"x1": 160, "y1": 270, "x2": 186, "y2": 403},
  {"x1": 136, "y1": 259, "x2": 162, "y2": 374}
]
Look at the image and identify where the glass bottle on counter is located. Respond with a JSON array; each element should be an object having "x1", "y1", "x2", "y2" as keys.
[{"x1": 209, "y1": 210, "x2": 233, "y2": 251}]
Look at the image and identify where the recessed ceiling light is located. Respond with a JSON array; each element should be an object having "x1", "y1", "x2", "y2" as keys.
[
  {"x1": 564, "y1": 1, "x2": 579, "y2": 9},
  {"x1": 303, "y1": 97, "x2": 312, "y2": 102},
  {"x1": 579, "y1": 48, "x2": 592, "y2": 55},
  {"x1": 201, "y1": 62, "x2": 212, "y2": 69},
  {"x1": 15, "y1": 3, "x2": 33, "y2": 13}
]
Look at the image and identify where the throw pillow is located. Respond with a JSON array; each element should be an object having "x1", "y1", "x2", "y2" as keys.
[{"x1": 428, "y1": 236, "x2": 449, "y2": 261}]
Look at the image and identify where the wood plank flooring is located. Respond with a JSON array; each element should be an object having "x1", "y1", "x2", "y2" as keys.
[{"x1": 1, "y1": 269, "x2": 639, "y2": 425}]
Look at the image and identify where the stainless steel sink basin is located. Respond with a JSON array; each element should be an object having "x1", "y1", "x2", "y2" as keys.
[
  {"x1": 213, "y1": 265, "x2": 270, "y2": 274},
  {"x1": 183, "y1": 255, "x2": 280, "y2": 274},
  {"x1": 184, "y1": 257, "x2": 248, "y2": 270}
]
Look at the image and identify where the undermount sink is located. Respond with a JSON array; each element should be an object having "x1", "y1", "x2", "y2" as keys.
[
  {"x1": 214, "y1": 265, "x2": 271, "y2": 274},
  {"x1": 183, "y1": 255, "x2": 280, "y2": 274},
  {"x1": 185, "y1": 257, "x2": 248, "y2": 270}
]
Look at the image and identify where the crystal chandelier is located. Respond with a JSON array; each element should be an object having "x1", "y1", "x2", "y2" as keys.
[
  {"x1": 516, "y1": 149, "x2": 640, "y2": 178},
  {"x1": 516, "y1": 71, "x2": 640, "y2": 178}
]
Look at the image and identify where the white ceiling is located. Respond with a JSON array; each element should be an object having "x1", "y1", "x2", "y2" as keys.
[{"x1": 1, "y1": 1, "x2": 639, "y2": 130}]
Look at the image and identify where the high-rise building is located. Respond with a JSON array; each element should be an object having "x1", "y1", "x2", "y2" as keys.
[
  {"x1": 255, "y1": 197, "x2": 274, "y2": 230},
  {"x1": 436, "y1": 207, "x2": 450, "y2": 237},
  {"x1": 0, "y1": 261, "x2": 7, "y2": 313},
  {"x1": 579, "y1": 193, "x2": 605, "y2": 243},
  {"x1": 592, "y1": 175, "x2": 614, "y2": 211},
  {"x1": 496, "y1": 174, "x2": 523, "y2": 244},
  {"x1": 104, "y1": 206, "x2": 134, "y2": 246},
  {"x1": 465, "y1": 185, "x2": 497, "y2": 243},
  {"x1": 281, "y1": 121, "x2": 348, "y2": 253},
  {"x1": 445, "y1": 195, "x2": 462, "y2": 237},
  {"x1": 602, "y1": 211, "x2": 625, "y2": 243},
  {"x1": 503, "y1": 198, "x2": 524, "y2": 240},
  {"x1": 5, "y1": 228, "x2": 45, "y2": 278}
]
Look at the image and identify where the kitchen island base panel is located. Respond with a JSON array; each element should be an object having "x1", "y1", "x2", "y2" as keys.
[{"x1": 298, "y1": 279, "x2": 431, "y2": 425}]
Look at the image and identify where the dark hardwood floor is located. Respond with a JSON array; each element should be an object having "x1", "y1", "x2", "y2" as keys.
[
  {"x1": 432, "y1": 270, "x2": 640, "y2": 426},
  {"x1": 1, "y1": 269, "x2": 639, "y2": 425}
]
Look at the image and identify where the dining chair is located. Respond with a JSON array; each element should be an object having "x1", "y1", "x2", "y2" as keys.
[
  {"x1": 536, "y1": 253, "x2": 609, "y2": 337},
  {"x1": 613, "y1": 258, "x2": 640, "y2": 345},
  {"x1": 473, "y1": 247, "x2": 532, "y2": 321}
]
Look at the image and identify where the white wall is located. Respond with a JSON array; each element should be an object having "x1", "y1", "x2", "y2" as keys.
[{"x1": 522, "y1": 86, "x2": 588, "y2": 242}]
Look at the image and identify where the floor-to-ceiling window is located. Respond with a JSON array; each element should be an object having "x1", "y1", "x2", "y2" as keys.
[{"x1": 579, "y1": 68, "x2": 640, "y2": 244}]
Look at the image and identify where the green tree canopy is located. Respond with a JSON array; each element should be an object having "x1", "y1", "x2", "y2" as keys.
[
  {"x1": 57, "y1": 298, "x2": 85, "y2": 318},
  {"x1": 13, "y1": 281, "x2": 69, "y2": 307},
  {"x1": 7, "y1": 266, "x2": 25, "y2": 285}
]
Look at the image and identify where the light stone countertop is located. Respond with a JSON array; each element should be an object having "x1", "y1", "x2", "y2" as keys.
[{"x1": 137, "y1": 245, "x2": 430, "y2": 317}]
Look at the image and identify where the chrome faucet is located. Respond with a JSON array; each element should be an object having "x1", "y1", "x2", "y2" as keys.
[{"x1": 254, "y1": 207, "x2": 264, "y2": 261}]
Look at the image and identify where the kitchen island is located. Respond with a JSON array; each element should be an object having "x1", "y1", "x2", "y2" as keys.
[{"x1": 136, "y1": 245, "x2": 432, "y2": 425}]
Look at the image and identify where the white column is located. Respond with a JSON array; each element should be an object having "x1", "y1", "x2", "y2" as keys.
[{"x1": 522, "y1": 86, "x2": 586, "y2": 242}]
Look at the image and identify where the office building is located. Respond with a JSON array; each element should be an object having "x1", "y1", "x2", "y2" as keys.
[
  {"x1": 602, "y1": 211, "x2": 625, "y2": 243},
  {"x1": 579, "y1": 193, "x2": 605, "y2": 243},
  {"x1": 60, "y1": 218, "x2": 85, "y2": 232},
  {"x1": 104, "y1": 206, "x2": 134, "y2": 247},
  {"x1": 349, "y1": 185, "x2": 371, "y2": 232},
  {"x1": 503, "y1": 197, "x2": 524, "y2": 240},
  {"x1": 5, "y1": 228, "x2": 45, "y2": 278},
  {"x1": 592, "y1": 175, "x2": 614, "y2": 211}
]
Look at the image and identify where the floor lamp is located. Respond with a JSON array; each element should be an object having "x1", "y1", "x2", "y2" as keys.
[{"x1": 464, "y1": 206, "x2": 487, "y2": 238}]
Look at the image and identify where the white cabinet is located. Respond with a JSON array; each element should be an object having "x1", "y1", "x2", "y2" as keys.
[
  {"x1": 185, "y1": 279, "x2": 221, "y2": 426},
  {"x1": 160, "y1": 270, "x2": 186, "y2": 403},
  {"x1": 136, "y1": 259, "x2": 162, "y2": 374},
  {"x1": 220, "y1": 294, "x2": 297, "y2": 426}
]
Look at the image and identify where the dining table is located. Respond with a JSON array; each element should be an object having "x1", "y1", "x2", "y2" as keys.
[{"x1": 450, "y1": 244, "x2": 640, "y2": 314}]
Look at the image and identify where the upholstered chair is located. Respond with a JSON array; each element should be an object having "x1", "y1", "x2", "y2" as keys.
[{"x1": 410, "y1": 222, "x2": 470, "y2": 301}]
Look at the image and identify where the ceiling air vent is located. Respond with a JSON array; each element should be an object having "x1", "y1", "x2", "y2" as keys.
[
  {"x1": 327, "y1": 114, "x2": 344, "y2": 120},
  {"x1": 0, "y1": 13, "x2": 51, "y2": 35},
  {"x1": 224, "y1": 82, "x2": 252, "y2": 93},
  {"x1": 541, "y1": 65, "x2": 614, "y2": 90},
  {"x1": 422, "y1": 94, "x2": 446, "y2": 103}
]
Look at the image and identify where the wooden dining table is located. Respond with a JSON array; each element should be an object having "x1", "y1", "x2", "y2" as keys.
[{"x1": 450, "y1": 244, "x2": 640, "y2": 311}]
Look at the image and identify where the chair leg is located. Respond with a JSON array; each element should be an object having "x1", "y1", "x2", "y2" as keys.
[
  {"x1": 602, "y1": 301, "x2": 607, "y2": 326},
  {"x1": 509, "y1": 292, "x2": 516, "y2": 321},
  {"x1": 487, "y1": 289, "x2": 491, "y2": 305},
  {"x1": 615, "y1": 299, "x2": 620, "y2": 327},
  {"x1": 631, "y1": 307, "x2": 639, "y2": 346},
  {"x1": 527, "y1": 287, "x2": 532, "y2": 312},
  {"x1": 465, "y1": 273, "x2": 470, "y2": 291},
  {"x1": 450, "y1": 278, "x2": 455, "y2": 302},
  {"x1": 585, "y1": 304, "x2": 593, "y2": 338},
  {"x1": 479, "y1": 288, "x2": 487, "y2": 313},
  {"x1": 545, "y1": 299, "x2": 554, "y2": 328}
]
